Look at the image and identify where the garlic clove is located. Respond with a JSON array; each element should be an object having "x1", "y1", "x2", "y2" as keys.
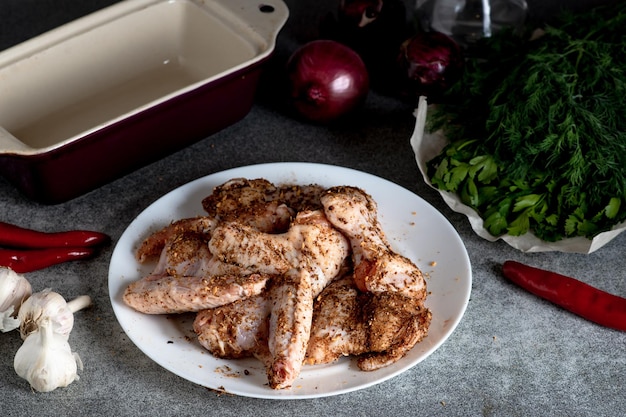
[
  {"x1": 14, "y1": 317, "x2": 82, "y2": 392},
  {"x1": 1, "y1": 306, "x2": 20, "y2": 333},
  {"x1": 18, "y1": 289, "x2": 90, "y2": 340},
  {"x1": 0, "y1": 267, "x2": 32, "y2": 333}
]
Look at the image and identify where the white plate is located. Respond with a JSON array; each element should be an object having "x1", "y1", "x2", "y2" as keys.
[{"x1": 108, "y1": 162, "x2": 472, "y2": 399}]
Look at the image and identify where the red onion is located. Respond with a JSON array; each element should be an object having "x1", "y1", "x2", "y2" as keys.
[
  {"x1": 286, "y1": 40, "x2": 369, "y2": 123},
  {"x1": 396, "y1": 31, "x2": 463, "y2": 100}
]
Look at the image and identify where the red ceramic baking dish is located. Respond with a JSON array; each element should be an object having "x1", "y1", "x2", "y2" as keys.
[{"x1": 0, "y1": 0, "x2": 289, "y2": 204}]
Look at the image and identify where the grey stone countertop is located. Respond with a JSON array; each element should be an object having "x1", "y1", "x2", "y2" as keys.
[{"x1": 1, "y1": 1, "x2": 624, "y2": 416}]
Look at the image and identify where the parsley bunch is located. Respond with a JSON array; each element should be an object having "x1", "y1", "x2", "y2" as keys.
[{"x1": 427, "y1": 3, "x2": 626, "y2": 242}]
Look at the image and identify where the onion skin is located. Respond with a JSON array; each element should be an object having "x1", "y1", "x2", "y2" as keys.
[
  {"x1": 286, "y1": 40, "x2": 369, "y2": 123},
  {"x1": 396, "y1": 31, "x2": 464, "y2": 100}
]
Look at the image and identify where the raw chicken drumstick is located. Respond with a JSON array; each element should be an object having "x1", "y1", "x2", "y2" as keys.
[
  {"x1": 305, "y1": 186, "x2": 431, "y2": 370},
  {"x1": 320, "y1": 186, "x2": 427, "y2": 300}
]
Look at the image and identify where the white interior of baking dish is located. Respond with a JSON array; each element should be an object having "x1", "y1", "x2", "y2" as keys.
[{"x1": 0, "y1": 0, "x2": 287, "y2": 154}]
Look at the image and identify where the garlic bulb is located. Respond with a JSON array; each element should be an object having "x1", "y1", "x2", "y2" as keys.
[
  {"x1": 0, "y1": 267, "x2": 32, "y2": 332},
  {"x1": 14, "y1": 316, "x2": 83, "y2": 392},
  {"x1": 18, "y1": 289, "x2": 91, "y2": 340},
  {"x1": 13, "y1": 289, "x2": 90, "y2": 392}
]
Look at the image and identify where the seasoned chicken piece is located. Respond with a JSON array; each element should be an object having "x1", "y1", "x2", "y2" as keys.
[
  {"x1": 208, "y1": 210, "x2": 350, "y2": 296},
  {"x1": 275, "y1": 183, "x2": 326, "y2": 213},
  {"x1": 202, "y1": 178, "x2": 278, "y2": 216},
  {"x1": 123, "y1": 273, "x2": 271, "y2": 315},
  {"x1": 321, "y1": 186, "x2": 427, "y2": 300},
  {"x1": 267, "y1": 269, "x2": 313, "y2": 389},
  {"x1": 305, "y1": 277, "x2": 365, "y2": 364},
  {"x1": 125, "y1": 231, "x2": 268, "y2": 314},
  {"x1": 194, "y1": 292, "x2": 271, "y2": 360},
  {"x1": 149, "y1": 232, "x2": 220, "y2": 278},
  {"x1": 309, "y1": 186, "x2": 431, "y2": 370},
  {"x1": 202, "y1": 177, "x2": 325, "y2": 221},
  {"x1": 123, "y1": 268, "x2": 272, "y2": 314},
  {"x1": 305, "y1": 276, "x2": 432, "y2": 371},
  {"x1": 136, "y1": 217, "x2": 217, "y2": 263},
  {"x1": 206, "y1": 209, "x2": 350, "y2": 389},
  {"x1": 193, "y1": 271, "x2": 316, "y2": 389},
  {"x1": 137, "y1": 197, "x2": 294, "y2": 265},
  {"x1": 127, "y1": 179, "x2": 308, "y2": 314},
  {"x1": 357, "y1": 291, "x2": 431, "y2": 370},
  {"x1": 138, "y1": 177, "x2": 313, "y2": 264}
]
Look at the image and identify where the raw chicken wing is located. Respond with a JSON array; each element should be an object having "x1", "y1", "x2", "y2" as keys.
[
  {"x1": 136, "y1": 216, "x2": 216, "y2": 263},
  {"x1": 205, "y1": 209, "x2": 350, "y2": 388},
  {"x1": 125, "y1": 180, "x2": 307, "y2": 315},
  {"x1": 305, "y1": 277, "x2": 365, "y2": 364},
  {"x1": 306, "y1": 276, "x2": 432, "y2": 371},
  {"x1": 265, "y1": 270, "x2": 313, "y2": 389},
  {"x1": 208, "y1": 210, "x2": 350, "y2": 295},
  {"x1": 124, "y1": 272, "x2": 271, "y2": 315},
  {"x1": 124, "y1": 230, "x2": 271, "y2": 314},
  {"x1": 194, "y1": 292, "x2": 271, "y2": 360},
  {"x1": 201, "y1": 177, "x2": 325, "y2": 230}
]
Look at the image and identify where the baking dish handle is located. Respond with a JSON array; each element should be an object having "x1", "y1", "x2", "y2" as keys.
[{"x1": 214, "y1": 0, "x2": 289, "y2": 47}]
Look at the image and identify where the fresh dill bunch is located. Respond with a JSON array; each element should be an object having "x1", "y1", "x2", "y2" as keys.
[
  {"x1": 426, "y1": 2, "x2": 626, "y2": 241},
  {"x1": 485, "y1": 11, "x2": 626, "y2": 203}
]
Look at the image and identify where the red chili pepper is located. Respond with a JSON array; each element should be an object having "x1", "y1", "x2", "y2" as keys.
[
  {"x1": 0, "y1": 221, "x2": 110, "y2": 249},
  {"x1": 502, "y1": 260, "x2": 626, "y2": 331},
  {"x1": 0, "y1": 247, "x2": 97, "y2": 273}
]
